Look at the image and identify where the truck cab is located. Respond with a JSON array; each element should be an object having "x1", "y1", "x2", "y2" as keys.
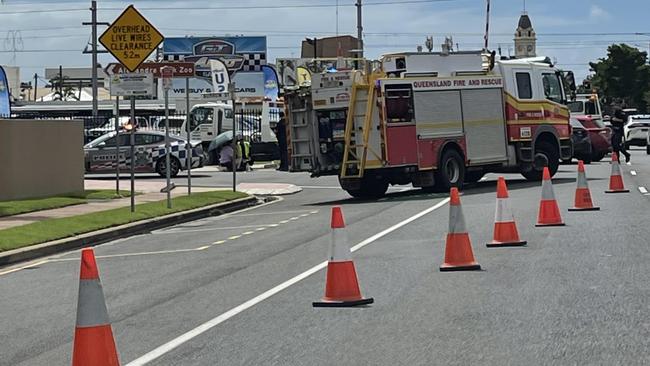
[{"x1": 182, "y1": 102, "x2": 234, "y2": 150}]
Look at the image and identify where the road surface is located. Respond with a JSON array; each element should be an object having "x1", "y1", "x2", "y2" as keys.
[{"x1": 2, "y1": 151, "x2": 650, "y2": 365}]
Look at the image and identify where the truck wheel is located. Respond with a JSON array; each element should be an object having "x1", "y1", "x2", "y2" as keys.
[
  {"x1": 521, "y1": 141, "x2": 559, "y2": 181},
  {"x1": 433, "y1": 149, "x2": 465, "y2": 192},
  {"x1": 156, "y1": 157, "x2": 181, "y2": 178},
  {"x1": 646, "y1": 145, "x2": 650, "y2": 155}
]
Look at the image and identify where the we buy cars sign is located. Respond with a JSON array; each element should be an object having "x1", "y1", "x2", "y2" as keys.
[{"x1": 105, "y1": 62, "x2": 195, "y2": 78}]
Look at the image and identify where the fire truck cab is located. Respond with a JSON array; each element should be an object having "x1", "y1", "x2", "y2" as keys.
[{"x1": 286, "y1": 51, "x2": 574, "y2": 198}]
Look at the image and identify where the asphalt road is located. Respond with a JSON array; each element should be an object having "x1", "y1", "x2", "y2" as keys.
[{"x1": 2, "y1": 155, "x2": 650, "y2": 365}]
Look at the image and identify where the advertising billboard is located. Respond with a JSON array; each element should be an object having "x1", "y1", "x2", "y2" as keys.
[{"x1": 163, "y1": 37, "x2": 271, "y2": 101}]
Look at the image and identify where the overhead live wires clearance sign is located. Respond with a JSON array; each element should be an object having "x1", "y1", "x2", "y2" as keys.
[{"x1": 99, "y1": 5, "x2": 164, "y2": 72}]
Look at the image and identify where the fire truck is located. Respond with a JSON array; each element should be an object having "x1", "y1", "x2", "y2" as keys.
[{"x1": 285, "y1": 51, "x2": 575, "y2": 198}]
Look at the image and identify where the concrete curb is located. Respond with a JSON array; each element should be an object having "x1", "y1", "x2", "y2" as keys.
[{"x1": 0, "y1": 196, "x2": 259, "y2": 267}]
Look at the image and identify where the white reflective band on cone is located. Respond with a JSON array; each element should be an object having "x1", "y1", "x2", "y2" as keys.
[
  {"x1": 76, "y1": 279, "x2": 111, "y2": 328},
  {"x1": 541, "y1": 179, "x2": 556, "y2": 200},
  {"x1": 612, "y1": 162, "x2": 621, "y2": 176},
  {"x1": 328, "y1": 229, "x2": 351, "y2": 262},
  {"x1": 494, "y1": 198, "x2": 514, "y2": 223},
  {"x1": 577, "y1": 171, "x2": 588, "y2": 188},
  {"x1": 448, "y1": 204, "x2": 467, "y2": 234}
]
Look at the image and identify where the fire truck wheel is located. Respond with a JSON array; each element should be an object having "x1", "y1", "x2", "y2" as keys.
[
  {"x1": 434, "y1": 149, "x2": 465, "y2": 192},
  {"x1": 521, "y1": 141, "x2": 559, "y2": 181}
]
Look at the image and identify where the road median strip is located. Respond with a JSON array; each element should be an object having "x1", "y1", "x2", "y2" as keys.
[{"x1": 0, "y1": 191, "x2": 254, "y2": 267}]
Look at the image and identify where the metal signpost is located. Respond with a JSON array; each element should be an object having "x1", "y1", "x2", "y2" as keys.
[
  {"x1": 186, "y1": 77, "x2": 192, "y2": 195},
  {"x1": 161, "y1": 66, "x2": 174, "y2": 209},
  {"x1": 114, "y1": 97, "x2": 120, "y2": 196},
  {"x1": 100, "y1": 4, "x2": 164, "y2": 212},
  {"x1": 229, "y1": 82, "x2": 237, "y2": 192}
]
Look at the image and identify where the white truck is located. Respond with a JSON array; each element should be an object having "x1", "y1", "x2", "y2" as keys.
[{"x1": 181, "y1": 99, "x2": 282, "y2": 164}]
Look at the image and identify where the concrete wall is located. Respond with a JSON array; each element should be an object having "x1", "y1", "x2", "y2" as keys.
[{"x1": 0, "y1": 119, "x2": 84, "y2": 201}]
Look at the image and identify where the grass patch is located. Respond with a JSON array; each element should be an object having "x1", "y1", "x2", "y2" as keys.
[
  {"x1": 0, "y1": 190, "x2": 135, "y2": 218},
  {"x1": 0, "y1": 197, "x2": 86, "y2": 217},
  {"x1": 0, "y1": 190, "x2": 248, "y2": 252},
  {"x1": 73, "y1": 190, "x2": 134, "y2": 200}
]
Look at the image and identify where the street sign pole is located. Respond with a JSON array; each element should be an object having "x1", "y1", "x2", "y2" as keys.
[
  {"x1": 229, "y1": 82, "x2": 237, "y2": 192},
  {"x1": 130, "y1": 97, "x2": 136, "y2": 213},
  {"x1": 162, "y1": 67, "x2": 173, "y2": 209},
  {"x1": 185, "y1": 77, "x2": 192, "y2": 195},
  {"x1": 114, "y1": 97, "x2": 120, "y2": 196}
]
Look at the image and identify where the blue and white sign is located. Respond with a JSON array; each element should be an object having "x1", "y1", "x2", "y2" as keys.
[{"x1": 163, "y1": 36, "x2": 270, "y2": 100}]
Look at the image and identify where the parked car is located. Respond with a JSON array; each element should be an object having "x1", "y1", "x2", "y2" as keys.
[
  {"x1": 575, "y1": 116, "x2": 611, "y2": 162},
  {"x1": 567, "y1": 117, "x2": 592, "y2": 163},
  {"x1": 624, "y1": 114, "x2": 650, "y2": 148},
  {"x1": 84, "y1": 130, "x2": 203, "y2": 177}
]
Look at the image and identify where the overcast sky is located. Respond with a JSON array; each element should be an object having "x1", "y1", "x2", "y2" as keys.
[{"x1": 0, "y1": 0, "x2": 649, "y2": 83}]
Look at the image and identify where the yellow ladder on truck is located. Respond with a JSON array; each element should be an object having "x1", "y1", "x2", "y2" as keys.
[{"x1": 340, "y1": 80, "x2": 376, "y2": 179}]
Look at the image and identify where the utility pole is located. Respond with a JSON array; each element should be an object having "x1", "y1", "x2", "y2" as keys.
[
  {"x1": 90, "y1": 1, "x2": 98, "y2": 121},
  {"x1": 356, "y1": 0, "x2": 363, "y2": 59},
  {"x1": 82, "y1": 1, "x2": 108, "y2": 122},
  {"x1": 32, "y1": 73, "x2": 37, "y2": 101}
]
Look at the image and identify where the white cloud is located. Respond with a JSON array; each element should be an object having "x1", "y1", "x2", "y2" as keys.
[{"x1": 590, "y1": 5, "x2": 610, "y2": 20}]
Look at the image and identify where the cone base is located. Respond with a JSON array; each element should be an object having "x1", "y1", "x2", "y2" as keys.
[
  {"x1": 605, "y1": 189, "x2": 629, "y2": 193},
  {"x1": 439, "y1": 263, "x2": 481, "y2": 272},
  {"x1": 535, "y1": 222, "x2": 566, "y2": 227},
  {"x1": 568, "y1": 206, "x2": 600, "y2": 211},
  {"x1": 313, "y1": 297, "x2": 374, "y2": 307},
  {"x1": 486, "y1": 240, "x2": 527, "y2": 247}
]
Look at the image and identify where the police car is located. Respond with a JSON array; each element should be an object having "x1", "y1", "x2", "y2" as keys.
[{"x1": 84, "y1": 130, "x2": 204, "y2": 177}]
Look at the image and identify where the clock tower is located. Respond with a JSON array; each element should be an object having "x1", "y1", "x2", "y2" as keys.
[{"x1": 514, "y1": 12, "x2": 536, "y2": 58}]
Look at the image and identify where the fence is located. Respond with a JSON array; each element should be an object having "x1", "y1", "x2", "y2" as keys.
[{"x1": 13, "y1": 108, "x2": 276, "y2": 144}]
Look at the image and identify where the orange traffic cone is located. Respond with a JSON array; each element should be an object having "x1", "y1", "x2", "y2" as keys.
[
  {"x1": 569, "y1": 160, "x2": 600, "y2": 211},
  {"x1": 440, "y1": 187, "x2": 481, "y2": 271},
  {"x1": 487, "y1": 177, "x2": 527, "y2": 247},
  {"x1": 605, "y1": 152, "x2": 630, "y2": 193},
  {"x1": 536, "y1": 167, "x2": 565, "y2": 227},
  {"x1": 72, "y1": 248, "x2": 120, "y2": 366},
  {"x1": 313, "y1": 207, "x2": 373, "y2": 307}
]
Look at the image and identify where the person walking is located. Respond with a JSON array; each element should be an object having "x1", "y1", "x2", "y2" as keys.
[{"x1": 610, "y1": 107, "x2": 631, "y2": 164}]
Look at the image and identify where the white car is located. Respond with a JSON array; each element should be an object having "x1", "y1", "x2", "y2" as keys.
[{"x1": 624, "y1": 114, "x2": 650, "y2": 147}]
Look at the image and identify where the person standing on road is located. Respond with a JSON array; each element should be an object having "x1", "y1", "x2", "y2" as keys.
[
  {"x1": 610, "y1": 107, "x2": 631, "y2": 163},
  {"x1": 276, "y1": 111, "x2": 289, "y2": 171}
]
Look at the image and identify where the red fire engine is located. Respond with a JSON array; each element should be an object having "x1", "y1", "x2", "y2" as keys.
[{"x1": 285, "y1": 51, "x2": 575, "y2": 198}]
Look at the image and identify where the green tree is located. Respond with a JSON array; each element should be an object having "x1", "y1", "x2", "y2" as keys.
[{"x1": 590, "y1": 44, "x2": 650, "y2": 112}]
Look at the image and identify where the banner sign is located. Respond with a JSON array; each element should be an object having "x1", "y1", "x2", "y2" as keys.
[
  {"x1": 162, "y1": 37, "x2": 270, "y2": 99},
  {"x1": 0, "y1": 66, "x2": 11, "y2": 117}
]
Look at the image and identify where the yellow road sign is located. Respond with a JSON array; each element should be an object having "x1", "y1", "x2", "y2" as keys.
[{"x1": 99, "y1": 5, "x2": 164, "y2": 72}]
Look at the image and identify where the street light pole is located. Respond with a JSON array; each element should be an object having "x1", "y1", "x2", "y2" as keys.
[{"x1": 356, "y1": 0, "x2": 363, "y2": 59}]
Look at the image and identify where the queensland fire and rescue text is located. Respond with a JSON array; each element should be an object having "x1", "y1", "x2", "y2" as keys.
[{"x1": 412, "y1": 77, "x2": 503, "y2": 90}]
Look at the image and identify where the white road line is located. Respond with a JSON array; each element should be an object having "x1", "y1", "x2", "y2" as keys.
[
  {"x1": 0, "y1": 260, "x2": 49, "y2": 276},
  {"x1": 49, "y1": 248, "x2": 204, "y2": 261},
  {"x1": 232, "y1": 210, "x2": 312, "y2": 217},
  {"x1": 638, "y1": 186, "x2": 648, "y2": 194},
  {"x1": 278, "y1": 220, "x2": 290, "y2": 224},
  {"x1": 125, "y1": 197, "x2": 450, "y2": 366},
  {"x1": 228, "y1": 235, "x2": 242, "y2": 240},
  {"x1": 158, "y1": 224, "x2": 273, "y2": 234},
  {"x1": 212, "y1": 240, "x2": 226, "y2": 245},
  {"x1": 241, "y1": 231, "x2": 254, "y2": 236}
]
